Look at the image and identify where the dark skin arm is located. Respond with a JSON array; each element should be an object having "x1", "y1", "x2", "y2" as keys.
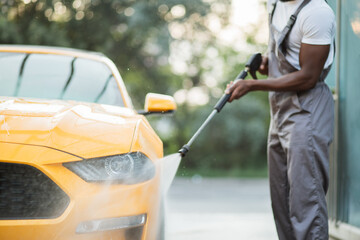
[{"x1": 226, "y1": 43, "x2": 330, "y2": 102}]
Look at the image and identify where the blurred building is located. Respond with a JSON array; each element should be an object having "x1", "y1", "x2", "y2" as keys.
[{"x1": 326, "y1": 0, "x2": 360, "y2": 239}]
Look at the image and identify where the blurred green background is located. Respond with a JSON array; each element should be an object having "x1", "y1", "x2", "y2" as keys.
[{"x1": 0, "y1": 0, "x2": 269, "y2": 177}]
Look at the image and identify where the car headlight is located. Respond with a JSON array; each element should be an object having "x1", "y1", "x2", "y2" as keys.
[{"x1": 63, "y1": 152, "x2": 155, "y2": 184}]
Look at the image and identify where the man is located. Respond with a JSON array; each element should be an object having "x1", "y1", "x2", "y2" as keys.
[{"x1": 226, "y1": 0, "x2": 335, "y2": 239}]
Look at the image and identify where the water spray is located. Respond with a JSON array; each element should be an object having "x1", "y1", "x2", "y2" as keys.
[{"x1": 178, "y1": 53, "x2": 263, "y2": 157}]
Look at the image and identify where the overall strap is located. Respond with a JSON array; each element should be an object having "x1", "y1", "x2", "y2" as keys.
[
  {"x1": 270, "y1": 0, "x2": 311, "y2": 24},
  {"x1": 274, "y1": 0, "x2": 312, "y2": 55},
  {"x1": 269, "y1": 0, "x2": 278, "y2": 24}
]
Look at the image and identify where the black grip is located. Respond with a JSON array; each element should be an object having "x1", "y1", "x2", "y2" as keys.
[
  {"x1": 214, "y1": 70, "x2": 249, "y2": 112},
  {"x1": 235, "y1": 70, "x2": 248, "y2": 80},
  {"x1": 245, "y1": 53, "x2": 262, "y2": 70},
  {"x1": 213, "y1": 53, "x2": 262, "y2": 113},
  {"x1": 214, "y1": 93, "x2": 231, "y2": 112}
]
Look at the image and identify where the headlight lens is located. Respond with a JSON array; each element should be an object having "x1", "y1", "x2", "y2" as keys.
[{"x1": 63, "y1": 152, "x2": 155, "y2": 184}]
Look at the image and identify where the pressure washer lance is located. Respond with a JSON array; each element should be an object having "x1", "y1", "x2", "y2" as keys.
[{"x1": 178, "y1": 53, "x2": 263, "y2": 157}]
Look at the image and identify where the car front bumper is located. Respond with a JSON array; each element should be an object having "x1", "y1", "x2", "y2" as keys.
[{"x1": 0, "y1": 144, "x2": 162, "y2": 240}]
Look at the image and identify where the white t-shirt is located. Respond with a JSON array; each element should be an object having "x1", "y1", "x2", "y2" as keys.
[{"x1": 267, "y1": 0, "x2": 336, "y2": 69}]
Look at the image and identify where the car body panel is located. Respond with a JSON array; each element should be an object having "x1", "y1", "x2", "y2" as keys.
[
  {"x1": 0, "y1": 97, "x2": 163, "y2": 162},
  {"x1": 0, "y1": 45, "x2": 176, "y2": 240}
]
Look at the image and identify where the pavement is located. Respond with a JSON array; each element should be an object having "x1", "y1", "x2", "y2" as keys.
[{"x1": 165, "y1": 177, "x2": 278, "y2": 240}]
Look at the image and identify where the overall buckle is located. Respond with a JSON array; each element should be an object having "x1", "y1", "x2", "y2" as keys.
[{"x1": 286, "y1": 15, "x2": 297, "y2": 29}]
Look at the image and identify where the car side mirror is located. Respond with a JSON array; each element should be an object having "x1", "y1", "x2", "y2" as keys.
[{"x1": 138, "y1": 93, "x2": 177, "y2": 115}]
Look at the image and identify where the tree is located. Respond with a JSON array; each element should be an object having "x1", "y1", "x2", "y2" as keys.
[
  {"x1": 0, "y1": 0, "x2": 270, "y2": 174},
  {"x1": 0, "y1": 0, "x2": 219, "y2": 106}
]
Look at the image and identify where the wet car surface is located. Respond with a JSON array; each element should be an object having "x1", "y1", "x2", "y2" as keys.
[{"x1": 0, "y1": 45, "x2": 178, "y2": 240}]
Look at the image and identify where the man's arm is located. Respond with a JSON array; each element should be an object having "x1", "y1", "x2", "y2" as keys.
[{"x1": 226, "y1": 43, "x2": 330, "y2": 102}]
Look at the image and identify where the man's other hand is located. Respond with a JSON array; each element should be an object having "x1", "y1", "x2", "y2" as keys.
[{"x1": 258, "y1": 56, "x2": 268, "y2": 76}]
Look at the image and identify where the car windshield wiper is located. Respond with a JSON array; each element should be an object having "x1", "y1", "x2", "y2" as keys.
[
  {"x1": 95, "y1": 74, "x2": 113, "y2": 103},
  {"x1": 60, "y1": 57, "x2": 76, "y2": 99},
  {"x1": 13, "y1": 54, "x2": 30, "y2": 97}
]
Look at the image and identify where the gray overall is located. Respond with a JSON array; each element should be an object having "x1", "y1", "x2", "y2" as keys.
[{"x1": 267, "y1": 0, "x2": 334, "y2": 239}]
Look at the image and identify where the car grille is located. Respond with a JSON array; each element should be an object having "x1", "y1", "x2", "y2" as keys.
[{"x1": 0, "y1": 162, "x2": 70, "y2": 219}]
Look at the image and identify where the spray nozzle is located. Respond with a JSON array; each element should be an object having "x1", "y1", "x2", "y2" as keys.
[{"x1": 178, "y1": 144, "x2": 190, "y2": 157}]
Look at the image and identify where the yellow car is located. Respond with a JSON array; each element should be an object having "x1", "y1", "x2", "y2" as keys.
[{"x1": 0, "y1": 45, "x2": 178, "y2": 240}]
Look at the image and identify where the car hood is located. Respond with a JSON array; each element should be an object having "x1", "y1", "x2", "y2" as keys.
[{"x1": 0, "y1": 98, "x2": 148, "y2": 162}]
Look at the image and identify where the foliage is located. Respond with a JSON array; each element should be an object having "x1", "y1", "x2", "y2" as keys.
[
  {"x1": 0, "y1": 0, "x2": 270, "y2": 174},
  {"x1": 0, "y1": 0, "x2": 217, "y2": 105},
  {"x1": 155, "y1": 89, "x2": 270, "y2": 172}
]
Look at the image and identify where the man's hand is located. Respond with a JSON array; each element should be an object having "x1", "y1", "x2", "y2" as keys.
[
  {"x1": 224, "y1": 43, "x2": 330, "y2": 103},
  {"x1": 225, "y1": 80, "x2": 252, "y2": 102},
  {"x1": 224, "y1": 55, "x2": 269, "y2": 103},
  {"x1": 258, "y1": 56, "x2": 269, "y2": 76}
]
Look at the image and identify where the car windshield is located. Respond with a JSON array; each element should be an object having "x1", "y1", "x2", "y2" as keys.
[{"x1": 0, "y1": 52, "x2": 124, "y2": 107}]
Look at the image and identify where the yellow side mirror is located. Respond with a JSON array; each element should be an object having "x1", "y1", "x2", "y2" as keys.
[{"x1": 142, "y1": 93, "x2": 177, "y2": 115}]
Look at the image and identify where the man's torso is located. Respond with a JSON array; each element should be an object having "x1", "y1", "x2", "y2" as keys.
[{"x1": 267, "y1": 0, "x2": 336, "y2": 70}]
